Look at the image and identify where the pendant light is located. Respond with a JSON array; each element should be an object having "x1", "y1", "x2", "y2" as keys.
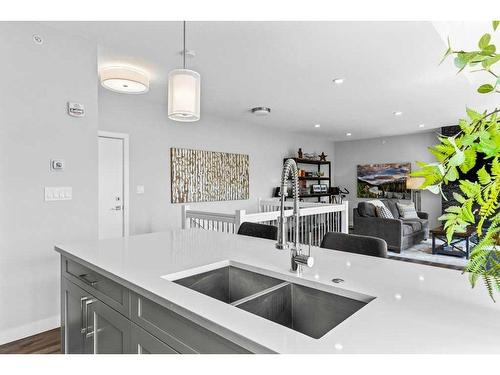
[{"x1": 168, "y1": 21, "x2": 201, "y2": 122}]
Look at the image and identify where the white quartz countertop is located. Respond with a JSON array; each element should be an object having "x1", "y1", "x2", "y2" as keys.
[{"x1": 55, "y1": 229, "x2": 500, "y2": 353}]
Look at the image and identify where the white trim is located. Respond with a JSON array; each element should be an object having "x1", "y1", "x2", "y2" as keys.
[
  {"x1": 0, "y1": 315, "x2": 60, "y2": 346},
  {"x1": 98, "y1": 131, "x2": 130, "y2": 237}
]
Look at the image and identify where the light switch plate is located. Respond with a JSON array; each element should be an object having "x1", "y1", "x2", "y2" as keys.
[
  {"x1": 136, "y1": 185, "x2": 145, "y2": 194},
  {"x1": 45, "y1": 187, "x2": 72, "y2": 201}
]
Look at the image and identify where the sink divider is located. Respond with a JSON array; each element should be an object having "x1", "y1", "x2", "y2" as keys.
[{"x1": 230, "y1": 281, "x2": 290, "y2": 307}]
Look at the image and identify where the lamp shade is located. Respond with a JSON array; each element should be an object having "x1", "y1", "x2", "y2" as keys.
[
  {"x1": 406, "y1": 177, "x2": 425, "y2": 190},
  {"x1": 100, "y1": 66, "x2": 149, "y2": 94},
  {"x1": 168, "y1": 69, "x2": 200, "y2": 122}
]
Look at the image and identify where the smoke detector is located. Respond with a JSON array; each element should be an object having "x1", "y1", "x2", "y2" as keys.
[{"x1": 251, "y1": 107, "x2": 271, "y2": 116}]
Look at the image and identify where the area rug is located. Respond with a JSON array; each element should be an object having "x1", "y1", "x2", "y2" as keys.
[{"x1": 388, "y1": 239, "x2": 468, "y2": 269}]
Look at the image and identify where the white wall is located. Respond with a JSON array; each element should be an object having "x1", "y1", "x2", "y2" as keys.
[
  {"x1": 0, "y1": 23, "x2": 98, "y2": 344},
  {"x1": 98, "y1": 89, "x2": 335, "y2": 235},
  {"x1": 333, "y1": 132, "x2": 441, "y2": 228}
]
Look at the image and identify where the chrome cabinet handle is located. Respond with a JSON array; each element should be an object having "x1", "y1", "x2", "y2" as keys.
[
  {"x1": 110, "y1": 205, "x2": 122, "y2": 211},
  {"x1": 79, "y1": 273, "x2": 99, "y2": 287},
  {"x1": 80, "y1": 296, "x2": 90, "y2": 334},
  {"x1": 84, "y1": 298, "x2": 96, "y2": 337}
]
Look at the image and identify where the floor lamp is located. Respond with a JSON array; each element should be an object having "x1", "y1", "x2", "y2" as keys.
[{"x1": 406, "y1": 177, "x2": 424, "y2": 212}]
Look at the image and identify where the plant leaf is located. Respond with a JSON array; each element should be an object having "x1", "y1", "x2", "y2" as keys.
[
  {"x1": 479, "y1": 33, "x2": 491, "y2": 49},
  {"x1": 478, "y1": 84, "x2": 494, "y2": 93}
]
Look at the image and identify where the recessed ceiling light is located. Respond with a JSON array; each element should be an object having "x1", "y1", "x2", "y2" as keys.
[
  {"x1": 251, "y1": 107, "x2": 271, "y2": 116},
  {"x1": 332, "y1": 78, "x2": 344, "y2": 85},
  {"x1": 418, "y1": 123, "x2": 425, "y2": 128},
  {"x1": 346, "y1": 132, "x2": 352, "y2": 136},
  {"x1": 100, "y1": 66, "x2": 149, "y2": 94},
  {"x1": 393, "y1": 111, "x2": 403, "y2": 116},
  {"x1": 314, "y1": 124, "x2": 321, "y2": 128}
]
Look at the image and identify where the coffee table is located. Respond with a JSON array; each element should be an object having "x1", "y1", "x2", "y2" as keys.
[{"x1": 430, "y1": 225, "x2": 477, "y2": 259}]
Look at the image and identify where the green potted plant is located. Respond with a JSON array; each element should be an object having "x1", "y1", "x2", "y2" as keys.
[{"x1": 413, "y1": 21, "x2": 500, "y2": 300}]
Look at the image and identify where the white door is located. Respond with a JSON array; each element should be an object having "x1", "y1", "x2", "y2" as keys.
[{"x1": 98, "y1": 136, "x2": 125, "y2": 239}]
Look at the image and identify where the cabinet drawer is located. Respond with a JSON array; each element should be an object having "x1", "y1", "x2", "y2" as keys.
[
  {"x1": 63, "y1": 257, "x2": 130, "y2": 317},
  {"x1": 130, "y1": 323, "x2": 178, "y2": 354},
  {"x1": 130, "y1": 293, "x2": 250, "y2": 354}
]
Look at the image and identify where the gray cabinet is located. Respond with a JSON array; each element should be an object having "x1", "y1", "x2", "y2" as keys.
[
  {"x1": 61, "y1": 256, "x2": 252, "y2": 354},
  {"x1": 61, "y1": 278, "x2": 93, "y2": 353},
  {"x1": 130, "y1": 324, "x2": 177, "y2": 354},
  {"x1": 87, "y1": 299, "x2": 131, "y2": 354}
]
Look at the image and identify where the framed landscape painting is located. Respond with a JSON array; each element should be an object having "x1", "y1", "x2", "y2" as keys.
[{"x1": 357, "y1": 163, "x2": 411, "y2": 199}]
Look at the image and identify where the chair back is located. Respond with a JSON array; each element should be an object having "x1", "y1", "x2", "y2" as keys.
[
  {"x1": 237, "y1": 222, "x2": 278, "y2": 241},
  {"x1": 320, "y1": 232, "x2": 387, "y2": 258}
]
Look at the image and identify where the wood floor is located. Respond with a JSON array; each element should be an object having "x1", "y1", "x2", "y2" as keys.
[{"x1": 0, "y1": 328, "x2": 61, "y2": 354}]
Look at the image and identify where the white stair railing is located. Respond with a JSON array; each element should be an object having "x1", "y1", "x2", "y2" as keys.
[{"x1": 181, "y1": 199, "x2": 348, "y2": 246}]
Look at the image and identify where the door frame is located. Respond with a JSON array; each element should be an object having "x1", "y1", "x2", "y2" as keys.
[{"x1": 98, "y1": 130, "x2": 130, "y2": 237}]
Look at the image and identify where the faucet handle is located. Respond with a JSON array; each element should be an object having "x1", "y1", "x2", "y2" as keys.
[{"x1": 294, "y1": 253, "x2": 314, "y2": 268}]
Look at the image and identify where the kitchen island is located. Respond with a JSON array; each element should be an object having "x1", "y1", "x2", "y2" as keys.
[{"x1": 55, "y1": 229, "x2": 500, "y2": 354}]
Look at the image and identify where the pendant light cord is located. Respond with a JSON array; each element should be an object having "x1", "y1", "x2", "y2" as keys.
[{"x1": 183, "y1": 20, "x2": 186, "y2": 69}]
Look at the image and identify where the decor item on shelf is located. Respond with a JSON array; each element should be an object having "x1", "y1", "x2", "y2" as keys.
[
  {"x1": 303, "y1": 152, "x2": 318, "y2": 160},
  {"x1": 297, "y1": 148, "x2": 303, "y2": 159},
  {"x1": 319, "y1": 152, "x2": 328, "y2": 161},
  {"x1": 100, "y1": 66, "x2": 149, "y2": 94},
  {"x1": 406, "y1": 176, "x2": 424, "y2": 211},
  {"x1": 168, "y1": 21, "x2": 201, "y2": 122},
  {"x1": 311, "y1": 184, "x2": 322, "y2": 193},
  {"x1": 305, "y1": 171, "x2": 314, "y2": 177},
  {"x1": 319, "y1": 184, "x2": 328, "y2": 193},
  {"x1": 357, "y1": 163, "x2": 411, "y2": 199},
  {"x1": 316, "y1": 171, "x2": 325, "y2": 177},
  {"x1": 170, "y1": 148, "x2": 249, "y2": 203}
]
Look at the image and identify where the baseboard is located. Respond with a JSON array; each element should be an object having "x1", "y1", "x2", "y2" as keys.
[{"x1": 0, "y1": 315, "x2": 60, "y2": 346}]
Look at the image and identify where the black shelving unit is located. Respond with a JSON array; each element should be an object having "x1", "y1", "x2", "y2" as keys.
[{"x1": 283, "y1": 158, "x2": 332, "y2": 203}]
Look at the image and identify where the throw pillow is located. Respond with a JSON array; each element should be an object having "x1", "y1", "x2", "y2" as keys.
[
  {"x1": 396, "y1": 202, "x2": 419, "y2": 219},
  {"x1": 376, "y1": 205, "x2": 394, "y2": 219},
  {"x1": 369, "y1": 199, "x2": 386, "y2": 208}
]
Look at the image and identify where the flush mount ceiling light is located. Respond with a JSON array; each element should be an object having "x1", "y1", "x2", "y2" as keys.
[
  {"x1": 251, "y1": 107, "x2": 271, "y2": 116},
  {"x1": 393, "y1": 111, "x2": 403, "y2": 116},
  {"x1": 346, "y1": 132, "x2": 352, "y2": 136},
  {"x1": 314, "y1": 124, "x2": 321, "y2": 128},
  {"x1": 332, "y1": 78, "x2": 344, "y2": 84},
  {"x1": 100, "y1": 66, "x2": 149, "y2": 94},
  {"x1": 168, "y1": 21, "x2": 201, "y2": 122},
  {"x1": 418, "y1": 123, "x2": 425, "y2": 128}
]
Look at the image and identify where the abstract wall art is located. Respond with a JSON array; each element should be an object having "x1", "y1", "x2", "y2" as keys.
[
  {"x1": 170, "y1": 148, "x2": 249, "y2": 203},
  {"x1": 357, "y1": 163, "x2": 411, "y2": 199}
]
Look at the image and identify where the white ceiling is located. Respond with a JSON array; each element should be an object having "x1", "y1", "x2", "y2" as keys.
[{"x1": 45, "y1": 21, "x2": 498, "y2": 141}]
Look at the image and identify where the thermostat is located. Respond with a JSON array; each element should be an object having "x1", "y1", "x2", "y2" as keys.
[
  {"x1": 50, "y1": 159, "x2": 65, "y2": 171},
  {"x1": 68, "y1": 102, "x2": 85, "y2": 117}
]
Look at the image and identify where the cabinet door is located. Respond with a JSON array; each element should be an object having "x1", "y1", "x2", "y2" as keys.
[
  {"x1": 61, "y1": 278, "x2": 93, "y2": 353},
  {"x1": 130, "y1": 323, "x2": 177, "y2": 354},
  {"x1": 87, "y1": 299, "x2": 131, "y2": 354}
]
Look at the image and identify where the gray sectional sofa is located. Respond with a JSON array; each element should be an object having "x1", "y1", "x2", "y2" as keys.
[{"x1": 352, "y1": 199, "x2": 429, "y2": 253}]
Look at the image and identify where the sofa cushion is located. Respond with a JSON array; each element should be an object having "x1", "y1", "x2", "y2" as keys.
[
  {"x1": 402, "y1": 224, "x2": 414, "y2": 236},
  {"x1": 402, "y1": 220, "x2": 421, "y2": 231},
  {"x1": 358, "y1": 202, "x2": 377, "y2": 217},
  {"x1": 382, "y1": 199, "x2": 400, "y2": 219}
]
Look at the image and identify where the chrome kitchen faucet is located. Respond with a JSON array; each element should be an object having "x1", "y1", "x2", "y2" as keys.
[{"x1": 276, "y1": 159, "x2": 314, "y2": 273}]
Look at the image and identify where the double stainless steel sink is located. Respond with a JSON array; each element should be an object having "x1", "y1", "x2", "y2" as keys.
[{"x1": 174, "y1": 265, "x2": 371, "y2": 339}]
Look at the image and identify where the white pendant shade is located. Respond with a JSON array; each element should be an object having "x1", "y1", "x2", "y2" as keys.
[
  {"x1": 168, "y1": 69, "x2": 201, "y2": 122},
  {"x1": 100, "y1": 66, "x2": 149, "y2": 94}
]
